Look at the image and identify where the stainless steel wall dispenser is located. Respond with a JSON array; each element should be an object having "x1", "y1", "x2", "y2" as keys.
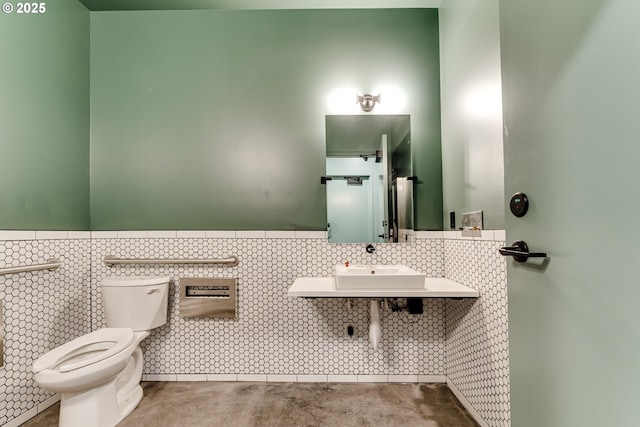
[
  {"x1": 179, "y1": 278, "x2": 237, "y2": 318},
  {"x1": 393, "y1": 177, "x2": 415, "y2": 242}
]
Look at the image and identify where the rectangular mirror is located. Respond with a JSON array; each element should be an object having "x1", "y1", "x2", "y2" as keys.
[{"x1": 325, "y1": 115, "x2": 413, "y2": 243}]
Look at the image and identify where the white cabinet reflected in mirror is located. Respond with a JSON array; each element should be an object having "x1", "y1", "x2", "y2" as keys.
[{"x1": 325, "y1": 115, "x2": 414, "y2": 244}]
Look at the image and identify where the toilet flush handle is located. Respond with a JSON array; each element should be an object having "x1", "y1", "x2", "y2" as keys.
[{"x1": 146, "y1": 288, "x2": 161, "y2": 295}]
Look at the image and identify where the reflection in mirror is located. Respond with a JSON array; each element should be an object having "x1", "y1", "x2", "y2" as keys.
[{"x1": 325, "y1": 115, "x2": 413, "y2": 244}]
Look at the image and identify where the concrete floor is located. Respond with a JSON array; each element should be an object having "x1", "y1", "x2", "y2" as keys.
[{"x1": 23, "y1": 382, "x2": 480, "y2": 427}]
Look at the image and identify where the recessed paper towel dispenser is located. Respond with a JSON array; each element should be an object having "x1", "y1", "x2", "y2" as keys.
[{"x1": 180, "y1": 278, "x2": 237, "y2": 318}]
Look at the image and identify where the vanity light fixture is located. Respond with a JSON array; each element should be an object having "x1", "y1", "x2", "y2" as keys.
[{"x1": 356, "y1": 93, "x2": 381, "y2": 112}]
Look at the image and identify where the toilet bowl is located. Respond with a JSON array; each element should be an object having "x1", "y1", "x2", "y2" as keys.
[
  {"x1": 34, "y1": 328, "x2": 135, "y2": 393},
  {"x1": 33, "y1": 276, "x2": 170, "y2": 427}
]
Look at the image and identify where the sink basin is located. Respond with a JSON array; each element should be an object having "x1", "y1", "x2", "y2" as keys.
[{"x1": 334, "y1": 264, "x2": 425, "y2": 290}]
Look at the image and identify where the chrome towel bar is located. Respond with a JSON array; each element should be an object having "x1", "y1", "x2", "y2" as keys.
[
  {"x1": 103, "y1": 255, "x2": 239, "y2": 267},
  {"x1": 0, "y1": 258, "x2": 61, "y2": 276}
]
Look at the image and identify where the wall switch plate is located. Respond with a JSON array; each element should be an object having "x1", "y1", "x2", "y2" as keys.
[{"x1": 461, "y1": 210, "x2": 483, "y2": 237}]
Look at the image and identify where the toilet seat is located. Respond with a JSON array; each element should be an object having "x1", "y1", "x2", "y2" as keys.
[{"x1": 33, "y1": 328, "x2": 134, "y2": 374}]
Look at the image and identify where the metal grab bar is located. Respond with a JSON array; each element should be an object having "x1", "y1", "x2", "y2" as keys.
[
  {"x1": 104, "y1": 255, "x2": 239, "y2": 267},
  {"x1": 0, "y1": 258, "x2": 61, "y2": 276},
  {"x1": 499, "y1": 241, "x2": 547, "y2": 263}
]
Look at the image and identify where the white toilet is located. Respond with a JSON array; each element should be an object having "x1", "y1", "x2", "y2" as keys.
[{"x1": 33, "y1": 276, "x2": 170, "y2": 427}]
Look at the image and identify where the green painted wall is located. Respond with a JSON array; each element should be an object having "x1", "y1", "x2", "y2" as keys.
[
  {"x1": 0, "y1": 0, "x2": 90, "y2": 230},
  {"x1": 438, "y1": 0, "x2": 504, "y2": 230},
  {"x1": 90, "y1": 9, "x2": 442, "y2": 230}
]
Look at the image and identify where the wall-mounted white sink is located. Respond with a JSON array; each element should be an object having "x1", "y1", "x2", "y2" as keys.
[{"x1": 334, "y1": 264, "x2": 425, "y2": 290}]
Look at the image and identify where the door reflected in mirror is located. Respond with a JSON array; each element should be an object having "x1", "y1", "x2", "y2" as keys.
[{"x1": 325, "y1": 115, "x2": 414, "y2": 244}]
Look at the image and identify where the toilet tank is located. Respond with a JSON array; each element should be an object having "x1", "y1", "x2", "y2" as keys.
[{"x1": 101, "y1": 276, "x2": 170, "y2": 331}]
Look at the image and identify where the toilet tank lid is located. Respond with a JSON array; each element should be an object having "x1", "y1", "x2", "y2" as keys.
[{"x1": 101, "y1": 276, "x2": 171, "y2": 287}]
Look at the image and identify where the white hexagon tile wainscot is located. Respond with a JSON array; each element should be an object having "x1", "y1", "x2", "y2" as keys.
[
  {"x1": 0, "y1": 232, "x2": 510, "y2": 427},
  {"x1": 0, "y1": 237, "x2": 90, "y2": 426},
  {"x1": 445, "y1": 238, "x2": 510, "y2": 427},
  {"x1": 90, "y1": 236, "x2": 446, "y2": 377}
]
